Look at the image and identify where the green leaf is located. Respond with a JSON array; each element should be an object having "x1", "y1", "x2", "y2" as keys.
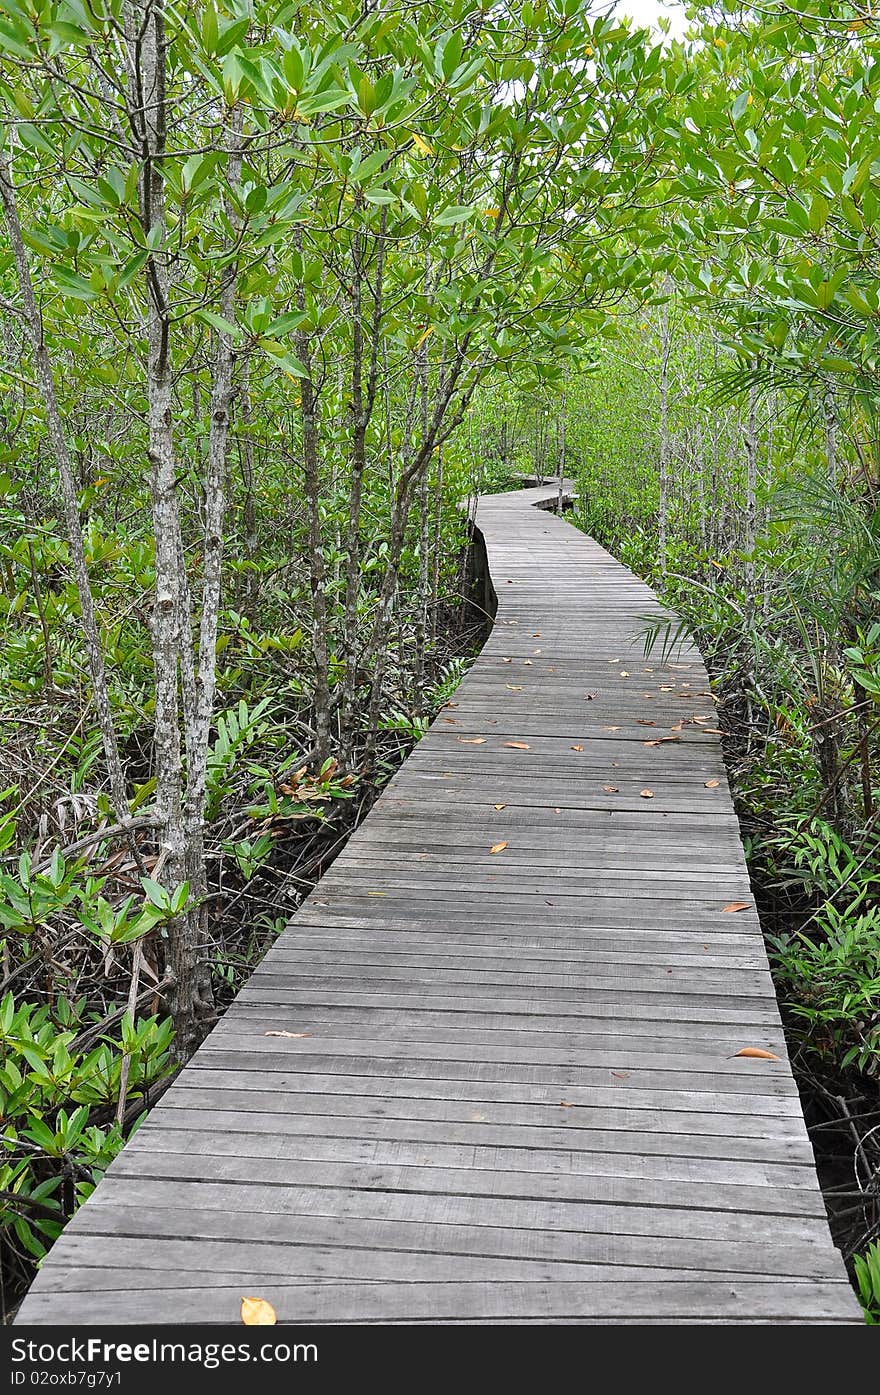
[{"x1": 196, "y1": 309, "x2": 241, "y2": 341}]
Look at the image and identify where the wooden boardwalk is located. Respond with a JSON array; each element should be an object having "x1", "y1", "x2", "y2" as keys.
[{"x1": 18, "y1": 485, "x2": 861, "y2": 1325}]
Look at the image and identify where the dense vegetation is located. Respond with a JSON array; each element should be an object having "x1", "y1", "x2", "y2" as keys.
[{"x1": 1, "y1": 0, "x2": 879, "y2": 1321}]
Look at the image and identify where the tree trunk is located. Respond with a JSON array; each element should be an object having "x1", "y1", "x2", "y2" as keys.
[{"x1": 0, "y1": 151, "x2": 129, "y2": 821}]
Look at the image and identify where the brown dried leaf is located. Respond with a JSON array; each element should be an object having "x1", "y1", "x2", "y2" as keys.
[
  {"x1": 734, "y1": 1047, "x2": 780, "y2": 1061},
  {"x1": 611, "y1": 1070, "x2": 630, "y2": 1079},
  {"x1": 637, "y1": 719, "x2": 656, "y2": 727},
  {"x1": 490, "y1": 841, "x2": 509, "y2": 854},
  {"x1": 241, "y1": 1297, "x2": 277, "y2": 1326},
  {"x1": 704, "y1": 779, "x2": 721, "y2": 789},
  {"x1": 504, "y1": 741, "x2": 530, "y2": 749},
  {"x1": 723, "y1": 902, "x2": 751, "y2": 913},
  {"x1": 264, "y1": 1031, "x2": 311, "y2": 1039},
  {"x1": 458, "y1": 736, "x2": 486, "y2": 744},
  {"x1": 640, "y1": 789, "x2": 655, "y2": 798},
  {"x1": 602, "y1": 785, "x2": 619, "y2": 793},
  {"x1": 571, "y1": 744, "x2": 584, "y2": 752}
]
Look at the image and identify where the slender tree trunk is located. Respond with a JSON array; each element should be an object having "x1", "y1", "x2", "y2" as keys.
[
  {"x1": 181, "y1": 105, "x2": 243, "y2": 1018},
  {"x1": 129, "y1": 1, "x2": 207, "y2": 1057},
  {"x1": 237, "y1": 356, "x2": 260, "y2": 621},
  {"x1": 743, "y1": 379, "x2": 758, "y2": 596},
  {"x1": 294, "y1": 230, "x2": 332, "y2": 762},
  {"x1": 658, "y1": 296, "x2": 672, "y2": 576},
  {"x1": 0, "y1": 151, "x2": 128, "y2": 820}
]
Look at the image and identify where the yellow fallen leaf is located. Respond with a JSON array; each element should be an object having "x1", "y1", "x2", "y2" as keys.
[
  {"x1": 367, "y1": 890, "x2": 386, "y2": 897},
  {"x1": 490, "y1": 841, "x2": 508, "y2": 854},
  {"x1": 571, "y1": 745, "x2": 584, "y2": 752},
  {"x1": 723, "y1": 902, "x2": 750, "y2": 913},
  {"x1": 493, "y1": 803, "x2": 506, "y2": 810},
  {"x1": 734, "y1": 1047, "x2": 780, "y2": 1061},
  {"x1": 241, "y1": 1297, "x2": 276, "y2": 1325}
]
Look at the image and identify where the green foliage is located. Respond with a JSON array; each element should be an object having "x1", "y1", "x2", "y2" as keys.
[
  {"x1": 0, "y1": 992, "x2": 174, "y2": 1260},
  {"x1": 854, "y1": 1241, "x2": 880, "y2": 1324}
]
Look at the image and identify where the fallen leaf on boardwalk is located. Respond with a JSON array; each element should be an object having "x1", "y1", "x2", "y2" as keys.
[
  {"x1": 640, "y1": 789, "x2": 655, "y2": 798},
  {"x1": 505, "y1": 684, "x2": 523, "y2": 691},
  {"x1": 442, "y1": 717, "x2": 460, "y2": 724},
  {"x1": 502, "y1": 657, "x2": 512, "y2": 664},
  {"x1": 604, "y1": 725, "x2": 620, "y2": 731},
  {"x1": 505, "y1": 741, "x2": 530, "y2": 749},
  {"x1": 458, "y1": 736, "x2": 486, "y2": 744},
  {"x1": 583, "y1": 693, "x2": 596, "y2": 701},
  {"x1": 532, "y1": 632, "x2": 541, "y2": 637},
  {"x1": 619, "y1": 670, "x2": 629, "y2": 677},
  {"x1": 659, "y1": 684, "x2": 673, "y2": 691},
  {"x1": 493, "y1": 804, "x2": 506, "y2": 811},
  {"x1": 644, "y1": 740, "x2": 661, "y2": 747},
  {"x1": 367, "y1": 891, "x2": 386, "y2": 897},
  {"x1": 704, "y1": 779, "x2": 721, "y2": 789},
  {"x1": 265, "y1": 1031, "x2": 311, "y2": 1039},
  {"x1": 703, "y1": 728, "x2": 724, "y2": 735},
  {"x1": 571, "y1": 744, "x2": 584, "y2": 752},
  {"x1": 637, "y1": 719, "x2": 656, "y2": 727},
  {"x1": 523, "y1": 659, "x2": 533, "y2": 666},
  {"x1": 734, "y1": 1047, "x2": 780, "y2": 1061},
  {"x1": 554, "y1": 808, "x2": 562, "y2": 813},
  {"x1": 559, "y1": 1100, "x2": 575, "y2": 1108},
  {"x1": 241, "y1": 1297, "x2": 276, "y2": 1326},
  {"x1": 533, "y1": 649, "x2": 542, "y2": 655},
  {"x1": 490, "y1": 841, "x2": 509, "y2": 854},
  {"x1": 611, "y1": 1070, "x2": 630, "y2": 1079},
  {"x1": 723, "y1": 902, "x2": 751, "y2": 913},
  {"x1": 602, "y1": 785, "x2": 619, "y2": 793},
  {"x1": 443, "y1": 701, "x2": 459, "y2": 709}
]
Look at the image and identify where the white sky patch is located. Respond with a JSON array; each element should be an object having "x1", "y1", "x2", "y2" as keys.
[{"x1": 613, "y1": 0, "x2": 690, "y2": 40}]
